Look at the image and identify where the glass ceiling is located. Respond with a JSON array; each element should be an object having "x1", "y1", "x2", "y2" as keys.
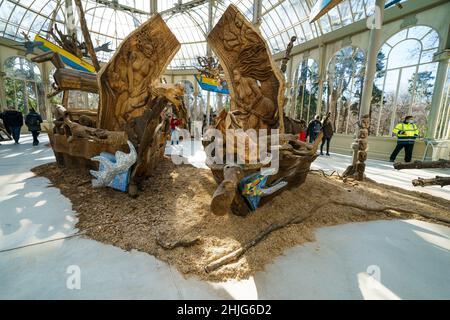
[{"x1": 0, "y1": 0, "x2": 381, "y2": 70}]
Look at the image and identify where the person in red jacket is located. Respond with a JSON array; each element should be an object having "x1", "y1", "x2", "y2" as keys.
[
  {"x1": 170, "y1": 115, "x2": 182, "y2": 145},
  {"x1": 298, "y1": 130, "x2": 306, "y2": 142},
  {"x1": 297, "y1": 119, "x2": 307, "y2": 142}
]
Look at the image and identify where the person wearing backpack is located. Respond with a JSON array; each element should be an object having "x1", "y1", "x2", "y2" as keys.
[
  {"x1": 1, "y1": 105, "x2": 23, "y2": 144},
  {"x1": 306, "y1": 115, "x2": 322, "y2": 143},
  {"x1": 321, "y1": 112, "x2": 334, "y2": 156},
  {"x1": 25, "y1": 108, "x2": 43, "y2": 146}
]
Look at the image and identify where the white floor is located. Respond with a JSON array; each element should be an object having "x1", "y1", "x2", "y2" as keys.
[{"x1": 0, "y1": 134, "x2": 449, "y2": 299}]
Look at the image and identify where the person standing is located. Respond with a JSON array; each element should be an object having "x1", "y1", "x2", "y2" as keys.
[
  {"x1": 321, "y1": 112, "x2": 334, "y2": 156},
  {"x1": 25, "y1": 108, "x2": 43, "y2": 146},
  {"x1": 170, "y1": 115, "x2": 182, "y2": 145},
  {"x1": 306, "y1": 115, "x2": 322, "y2": 143},
  {"x1": 0, "y1": 106, "x2": 23, "y2": 144},
  {"x1": 389, "y1": 115, "x2": 420, "y2": 163}
]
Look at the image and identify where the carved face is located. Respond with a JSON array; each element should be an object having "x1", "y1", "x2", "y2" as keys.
[
  {"x1": 359, "y1": 128, "x2": 369, "y2": 139},
  {"x1": 235, "y1": 18, "x2": 243, "y2": 29},
  {"x1": 233, "y1": 69, "x2": 241, "y2": 82},
  {"x1": 361, "y1": 115, "x2": 370, "y2": 128}
]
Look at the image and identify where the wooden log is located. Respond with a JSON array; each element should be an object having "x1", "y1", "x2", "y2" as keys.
[
  {"x1": 128, "y1": 97, "x2": 168, "y2": 197},
  {"x1": 32, "y1": 51, "x2": 65, "y2": 69},
  {"x1": 211, "y1": 165, "x2": 244, "y2": 216},
  {"x1": 53, "y1": 68, "x2": 98, "y2": 93},
  {"x1": 412, "y1": 176, "x2": 450, "y2": 187},
  {"x1": 394, "y1": 160, "x2": 450, "y2": 170},
  {"x1": 73, "y1": 0, "x2": 101, "y2": 72}
]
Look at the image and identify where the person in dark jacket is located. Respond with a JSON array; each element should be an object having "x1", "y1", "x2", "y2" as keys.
[
  {"x1": 321, "y1": 112, "x2": 334, "y2": 156},
  {"x1": 25, "y1": 108, "x2": 43, "y2": 146},
  {"x1": 1, "y1": 106, "x2": 23, "y2": 144},
  {"x1": 306, "y1": 115, "x2": 322, "y2": 143}
]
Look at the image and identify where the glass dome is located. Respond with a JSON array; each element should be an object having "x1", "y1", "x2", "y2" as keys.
[{"x1": 0, "y1": 0, "x2": 385, "y2": 69}]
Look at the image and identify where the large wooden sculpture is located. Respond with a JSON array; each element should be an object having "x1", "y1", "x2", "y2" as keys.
[
  {"x1": 208, "y1": 5, "x2": 285, "y2": 132},
  {"x1": 97, "y1": 14, "x2": 182, "y2": 195},
  {"x1": 205, "y1": 5, "x2": 321, "y2": 216},
  {"x1": 39, "y1": 14, "x2": 184, "y2": 196}
]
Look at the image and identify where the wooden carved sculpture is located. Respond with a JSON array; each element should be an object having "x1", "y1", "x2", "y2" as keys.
[
  {"x1": 49, "y1": 104, "x2": 129, "y2": 169},
  {"x1": 206, "y1": 5, "x2": 321, "y2": 216},
  {"x1": 280, "y1": 36, "x2": 297, "y2": 73},
  {"x1": 343, "y1": 114, "x2": 370, "y2": 180},
  {"x1": 208, "y1": 5, "x2": 285, "y2": 132},
  {"x1": 196, "y1": 56, "x2": 223, "y2": 79},
  {"x1": 40, "y1": 14, "x2": 184, "y2": 197},
  {"x1": 98, "y1": 14, "x2": 180, "y2": 131},
  {"x1": 98, "y1": 14, "x2": 182, "y2": 196}
]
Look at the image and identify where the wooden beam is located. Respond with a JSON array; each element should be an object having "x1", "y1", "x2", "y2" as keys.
[{"x1": 73, "y1": 0, "x2": 101, "y2": 72}]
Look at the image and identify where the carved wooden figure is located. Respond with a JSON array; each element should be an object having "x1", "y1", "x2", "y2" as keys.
[
  {"x1": 41, "y1": 14, "x2": 184, "y2": 197},
  {"x1": 208, "y1": 5, "x2": 285, "y2": 132},
  {"x1": 205, "y1": 5, "x2": 321, "y2": 216}
]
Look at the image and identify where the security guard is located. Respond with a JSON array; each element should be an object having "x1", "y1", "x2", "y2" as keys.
[{"x1": 390, "y1": 115, "x2": 420, "y2": 163}]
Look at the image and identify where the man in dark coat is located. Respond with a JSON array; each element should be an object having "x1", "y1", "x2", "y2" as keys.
[
  {"x1": 321, "y1": 112, "x2": 334, "y2": 156},
  {"x1": 25, "y1": 108, "x2": 43, "y2": 146},
  {"x1": 306, "y1": 115, "x2": 322, "y2": 143},
  {"x1": 0, "y1": 106, "x2": 23, "y2": 144}
]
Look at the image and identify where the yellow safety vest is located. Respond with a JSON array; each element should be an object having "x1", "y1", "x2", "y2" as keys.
[{"x1": 392, "y1": 122, "x2": 419, "y2": 144}]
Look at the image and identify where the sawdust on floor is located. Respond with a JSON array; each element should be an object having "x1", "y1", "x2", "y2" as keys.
[{"x1": 32, "y1": 158, "x2": 450, "y2": 281}]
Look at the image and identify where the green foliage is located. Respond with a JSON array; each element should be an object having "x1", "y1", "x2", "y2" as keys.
[{"x1": 408, "y1": 71, "x2": 435, "y2": 101}]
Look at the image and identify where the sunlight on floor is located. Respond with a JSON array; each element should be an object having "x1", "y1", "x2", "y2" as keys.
[
  {"x1": 357, "y1": 272, "x2": 401, "y2": 300},
  {"x1": 210, "y1": 276, "x2": 259, "y2": 300}
]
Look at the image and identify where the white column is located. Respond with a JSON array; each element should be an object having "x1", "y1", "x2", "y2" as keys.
[
  {"x1": 150, "y1": 0, "x2": 157, "y2": 14},
  {"x1": 426, "y1": 51, "x2": 450, "y2": 139},
  {"x1": 252, "y1": 0, "x2": 263, "y2": 28},
  {"x1": 64, "y1": 0, "x2": 77, "y2": 35},
  {"x1": 359, "y1": 0, "x2": 385, "y2": 118}
]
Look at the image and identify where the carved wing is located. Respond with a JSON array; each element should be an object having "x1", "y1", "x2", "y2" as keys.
[
  {"x1": 207, "y1": 5, "x2": 285, "y2": 129},
  {"x1": 97, "y1": 14, "x2": 180, "y2": 131}
]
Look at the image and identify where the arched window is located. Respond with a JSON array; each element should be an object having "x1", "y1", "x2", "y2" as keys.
[
  {"x1": 4, "y1": 56, "x2": 46, "y2": 118},
  {"x1": 326, "y1": 46, "x2": 366, "y2": 134},
  {"x1": 293, "y1": 58, "x2": 319, "y2": 123},
  {"x1": 374, "y1": 26, "x2": 440, "y2": 136}
]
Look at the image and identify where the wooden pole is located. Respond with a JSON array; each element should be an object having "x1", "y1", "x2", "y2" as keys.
[{"x1": 73, "y1": 0, "x2": 101, "y2": 72}]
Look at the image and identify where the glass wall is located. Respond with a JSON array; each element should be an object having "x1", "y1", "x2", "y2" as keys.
[
  {"x1": 326, "y1": 46, "x2": 365, "y2": 135},
  {"x1": 3, "y1": 56, "x2": 46, "y2": 118},
  {"x1": 293, "y1": 58, "x2": 319, "y2": 123},
  {"x1": 373, "y1": 26, "x2": 440, "y2": 137}
]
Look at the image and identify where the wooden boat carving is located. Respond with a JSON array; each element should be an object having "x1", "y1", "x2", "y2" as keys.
[
  {"x1": 37, "y1": 13, "x2": 185, "y2": 196},
  {"x1": 205, "y1": 5, "x2": 322, "y2": 216}
]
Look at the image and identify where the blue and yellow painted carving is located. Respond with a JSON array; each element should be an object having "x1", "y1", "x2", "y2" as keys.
[
  {"x1": 194, "y1": 75, "x2": 229, "y2": 94},
  {"x1": 34, "y1": 35, "x2": 96, "y2": 73}
]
